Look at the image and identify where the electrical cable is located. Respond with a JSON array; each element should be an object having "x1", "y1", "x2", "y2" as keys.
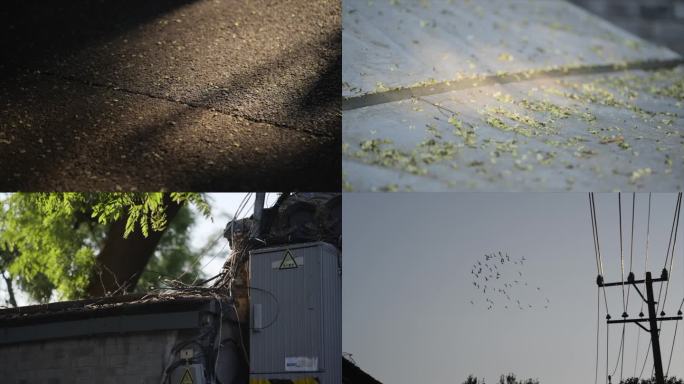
[
  {"x1": 656, "y1": 193, "x2": 682, "y2": 316},
  {"x1": 636, "y1": 194, "x2": 654, "y2": 380},
  {"x1": 590, "y1": 193, "x2": 609, "y2": 384},
  {"x1": 190, "y1": 240, "x2": 230, "y2": 286},
  {"x1": 610, "y1": 328, "x2": 625, "y2": 379},
  {"x1": 625, "y1": 193, "x2": 635, "y2": 378},
  {"x1": 617, "y1": 193, "x2": 626, "y2": 382},
  {"x1": 651, "y1": 194, "x2": 681, "y2": 383},
  {"x1": 194, "y1": 271, "x2": 226, "y2": 287},
  {"x1": 620, "y1": 194, "x2": 635, "y2": 382},
  {"x1": 638, "y1": 339, "x2": 650, "y2": 380},
  {"x1": 172, "y1": 231, "x2": 225, "y2": 284},
  {"x1": 645, "y1": 193, "x2": 653, "y2": 274},
  {"x1": 241, "y1": 285, "x2": 280, "y2": 330},
  {"x1": 596, "y1": 287, "x2": 601, "y2": 384},
  {"x1": 634, "y1": 326, "x2": 641, "y2": 378},
  {"x1": 607, "y1": 315, "x2": 610, "y2": 384},
  {"x1": 591, "y1": 193, "x2": 609, "y2": 312},
  {"x1": 591, "y1": 193, "x2": 602, "y2": 274},
  {"x1": 637, "y1": 193, "x2": 682, "y2": 380},
  {"x1": 635, "y1": 194, "x2": 652, "y2": 377},
  {"x1": 589, "y1": 193, "x2": 612, "y2": 384},
  {"x1": 665, "y1": 318, "x2": 679, "y2": 376},
  {"x1": 230, "y1": 300, "x2": 250, "y2": 368},
  {"x1": 159, "y1": 329, "x2": 213, "y2": 384},
  {"x1": 663, "y1": 194, "x2": 683, "y2": 378},
  {"x1": 227, "y1": 193, "x2": 253, "y2": 282},
  {"x1": 660, "y1": 193, "x2": 681, "y2": 312},
  {"x1": 211, "y1": 292, "x2": 223, "y2": 384},
  {"x1": 626, "y1": 193, "x2": 635, "y2": 307},
  {"x1": 619, "y1": 193, "x2": 626, "y2": 313}
]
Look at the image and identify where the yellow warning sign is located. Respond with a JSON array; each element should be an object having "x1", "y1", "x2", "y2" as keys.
[
  {"x1": 278, "y1": 249, "x2": 298, "y2": 269},
  {"x1": 179, "y1": 368, "x2": 194, "y2": 384}
]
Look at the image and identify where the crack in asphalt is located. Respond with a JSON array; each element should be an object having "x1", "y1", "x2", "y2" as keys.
[
  {"x1": 35, "y1": 69, "x2": 334, "y2": 140},
  {"x1": 342, "y1": 58, "x2": 684, "y2": 111}
]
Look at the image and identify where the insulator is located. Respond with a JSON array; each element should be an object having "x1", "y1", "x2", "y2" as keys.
[
  {"x1": 606, "y1": 314, "x2": 612, "y2": 320},
  {"x1": 660, "y1": 311, "x2": 666, "y2": 317},
  {"x1": 678, "y1": 310, "x2": 683, "y2": 316},
  {"x1": 661, "y1": 268, "x2": 668, "y2": 280},
  {"x1": 627, "y1": 272, "x2": 635, "y2": 283},
  {"x1": 639, "y1": 312, "x2": 644, "y2": 317},
  {"x1": 622, "y1": 312, "x2": 628, "y2": 318},
  {"x1": 596, "y1": 275, "x2": 604, "y2": 286}
]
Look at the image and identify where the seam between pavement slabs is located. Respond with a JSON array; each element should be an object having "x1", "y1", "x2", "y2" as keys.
[
  {"x1": 342, "y1": 58, "x2": 684, "y2": 111},
  {"x1": 35, "y1": 69, "x2": 334, "y2": 140}
]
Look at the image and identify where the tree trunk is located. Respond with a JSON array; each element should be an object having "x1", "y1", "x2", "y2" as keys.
[
  {"x1": 86, "y1": 196, "x2": 182, "y2": 298},
  {"x1": 1, "y1": 271, "x2": 17, "y2": 307}
]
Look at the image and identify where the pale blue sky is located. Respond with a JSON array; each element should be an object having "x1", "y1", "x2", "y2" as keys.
[{"x1": 342, "y1": 193, "x2": 684, "y2": 384}]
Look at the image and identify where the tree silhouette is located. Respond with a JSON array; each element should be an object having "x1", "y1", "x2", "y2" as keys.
[
  {"x1": 619, "y1": 377, "x2": 684, "y2": 384},
  {"x1": 462, "y1": 375, "x2": 683, "y2": 384}
]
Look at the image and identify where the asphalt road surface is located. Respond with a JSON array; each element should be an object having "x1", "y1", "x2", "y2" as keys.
[{"x1": 0, "y1": 0, "x2": 340, "y2": 190}]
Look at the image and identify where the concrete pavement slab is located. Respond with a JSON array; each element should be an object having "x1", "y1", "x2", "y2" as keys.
[
  {"x1": 343, "y1": 66, "x2": 684, "y2": 191},
  {"x1": 342, "y1": 0, "x2": 683, "y2": 191},
  {"x1": 342, "y1": 0, "x2": 677, "y2": 97}
]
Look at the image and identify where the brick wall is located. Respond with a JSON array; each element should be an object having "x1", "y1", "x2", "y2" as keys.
[
  {"x1": 0, "y1": 321, "x2": 247, "y2": 384},
  {"x1": 0, "y1": 331, "x2": 180, "y2": 384},
  {"x1": 568, "y1": 0, "x2": 684, "y2": 54}
]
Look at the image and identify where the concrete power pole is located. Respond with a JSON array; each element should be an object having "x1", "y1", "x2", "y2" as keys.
[
  {"x1": 251, "y1": 193, "x2": 265, "y2": 239},
  {"x1": 598, "y1": 270, "x2": 682, "y2": 384}
]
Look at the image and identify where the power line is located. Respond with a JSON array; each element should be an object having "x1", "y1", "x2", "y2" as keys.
[
  {"x1": 619, "y1": 193, "x2": 626, "y2": 315},
  {"x1": 596, "y1": 193, "x2": 684, "y2": 384},
  {"x1": 625, "y1": 193, "x2": 635, "y2": 378},
  {"x1": 617, "y1": 193, "x2": 626, "y2": 382},
  {"x1": 596, "y1": 288, "x2": 601, "y2": 384},
  {"x1": 660, "y1": 193, "x2": 681, "y2": 312},
  {"x1": 638, "y1": 339, "x2": 650, "y2": 380},
  {"x1": 636, "y1": 194, "x2": 653, "y2": 379},
  {"x1": 635, "y1": 194, "x2": 652, "y2": 376},
  {"x1": 590, "y1": 193, "x2": 609, "y2": 312},
  {"x1": 590, "y1": 193, "x2": 610, "y2": 384},
  {"x1": 665, "y1": 318, "x2": 680, "y2": 376},
  {"x1": 656, "y1": 193, "x2": 682, "y2": 316},
  {"x1": 645, "y1": 193, "x2": 653, "y2": 273},
  {"x1": 638, "y1": 193, "x2": 682, "y2": 379},
  {"x1": 663, "y1": 193, "x2": 683, "y2": 378}
]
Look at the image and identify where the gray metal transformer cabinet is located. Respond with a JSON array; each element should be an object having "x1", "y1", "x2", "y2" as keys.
[{"x1": 249, "y1": 242, "x2": 341, "y2": 384}]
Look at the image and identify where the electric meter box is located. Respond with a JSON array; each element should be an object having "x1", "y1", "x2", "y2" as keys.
[
  {"x1": 170, "y1": 364, "x2": 206, "y2": 384},
  {"x1": 249, "y1": 242, "x2": 341, "y2": 384}
]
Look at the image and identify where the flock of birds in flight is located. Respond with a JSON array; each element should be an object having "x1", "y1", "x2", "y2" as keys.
[{"x1": 470, "y1": 251, "x2": 550, "y2": 311}]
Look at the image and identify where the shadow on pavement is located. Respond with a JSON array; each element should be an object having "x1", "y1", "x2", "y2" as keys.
[
  {"x1": 0, "y1": 28, "x2": 341, "y2": 191},
  {"x1": 0, "y1": 0, "x2": 341, "y2": 191},
  {"x1": 0, "y1": 0, "x2": 197, "y2": 76}
]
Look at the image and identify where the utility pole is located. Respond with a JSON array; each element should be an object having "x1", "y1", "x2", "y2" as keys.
[
  {"x1": 598, "y1": 270, "x2": 682, "y2": 384},
  {"x1": 251, "y1": 193, "x2": 266, "y2": 239}
]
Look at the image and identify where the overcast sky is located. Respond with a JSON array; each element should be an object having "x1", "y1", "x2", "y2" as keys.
[{"x1": 343, "y1": 193, "x2": 683, "y2": 384}]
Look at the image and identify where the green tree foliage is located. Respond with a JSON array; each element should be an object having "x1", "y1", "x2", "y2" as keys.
[
  {"x1": 0, "y1": 193, "x2": 210, "y2": 303},
  {"x1": 620, "y1": 378, "x2": 684, "y2": 384},
  {"x1": 498, "y1": 374, "x2": 539, "y2": 384},
  {"x1": 135, "y1": 205, "x2": 206, "y2": 292},
  {"x1": 461, "y1": 375, "x2": 683, "y2": 384},
  {"x1": 462, "y1": 373, "x2": 540, "y2": 384}
]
